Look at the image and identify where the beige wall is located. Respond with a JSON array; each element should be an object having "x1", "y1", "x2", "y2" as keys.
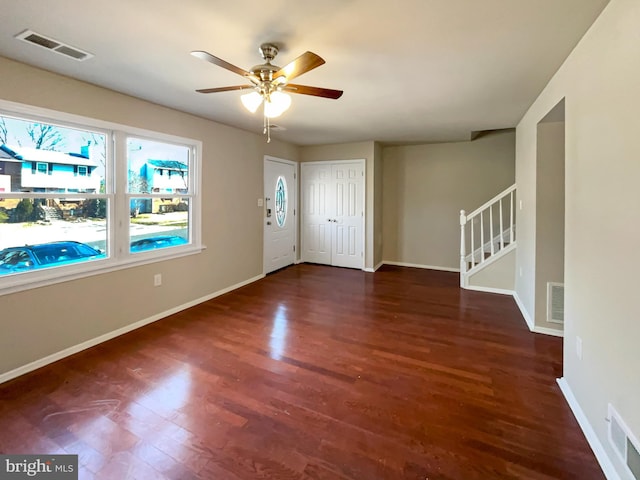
[
  {"x1": 535, "y1": 121, "x2": 565, "y2": 332},
  {"x1": 468, "y1": 249, "x2": 516, "y2": 291},
  {"x1": 515, "y1": 0, "x2": 639, "y2": 476},
  {"x1": 373, "y1": 142, "x2": 384, "y2": 268},
  {"x1": 0, "y1": 56, "x2": 299, "y2": 376},
  {"x1": 300, "y1": 142, "x2": 377, "y2": 270},
  {"x1": 383, "y1": 131, "x2": 515, "y2": 269}
]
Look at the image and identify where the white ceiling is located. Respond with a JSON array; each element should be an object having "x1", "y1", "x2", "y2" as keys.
[{"x1": 0, "y1": 0, "x2": 608, "y2": 146}]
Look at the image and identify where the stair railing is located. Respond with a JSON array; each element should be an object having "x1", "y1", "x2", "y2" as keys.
[{"x1": 460, "y1": 185, "x2": 516, "y2": 286}]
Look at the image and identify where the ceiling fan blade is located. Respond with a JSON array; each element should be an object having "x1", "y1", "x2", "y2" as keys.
[
  {"x1": 284, "y1": 84, "x2": 343, "y2": 99},
  {"x1": 196, "y1": 85, "x2": 255, "y2": 94},
  {"x1": 191, "y1": 50, "x2": 260, "y2": 83},
  {"x1": 273, "y1": 51, "x2": 325, "y2": 82}
]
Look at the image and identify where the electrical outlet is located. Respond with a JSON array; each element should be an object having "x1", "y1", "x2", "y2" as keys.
[
  {"x1": 258, "y1": 198, "x2": 263, "y2": 207},
  {"x1": 519, "y1": 200, "x2": 523, "y2": 210},
  {"x1": 519, "y1": 267, "x2": 523, "y2": 277},
  {"x1": 576, "y1": 336, "x2": 583, "y2": 360},
  {"x1": 154, "y1": 274, "x2": 162, "y2": 287}
]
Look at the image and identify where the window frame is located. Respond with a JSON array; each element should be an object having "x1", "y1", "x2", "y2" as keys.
[{"x1": 0, "y1": 99, "x2": 203, "y2": 296}]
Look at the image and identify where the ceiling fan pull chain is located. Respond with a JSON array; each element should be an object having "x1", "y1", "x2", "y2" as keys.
[
  {"x1": 263, "y1": 108, "x2": 267, "y2": 135},
  {"x1": 263, "y1": 107, "x2": 271, "y2": 143}
]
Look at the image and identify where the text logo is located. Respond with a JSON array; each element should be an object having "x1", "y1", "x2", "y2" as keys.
[{"x1": 0, "y1": 455, "x2": 78, "y2": 479}]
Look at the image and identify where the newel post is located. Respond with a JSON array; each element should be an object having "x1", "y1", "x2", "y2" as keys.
[{"x1": 460, "y1": 210, "x2": 467, "y2": 287}]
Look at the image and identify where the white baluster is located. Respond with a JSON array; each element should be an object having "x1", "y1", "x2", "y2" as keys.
[
  {"x1": 471, "y1": 218, "x2": 475, "y2": 267},
  {"x1": 480, "y1": 211, "x2": 485, "y2": 263},
  {"x1": 499, "y1": 198, "x2": 504, "y2": 250},
  {"x1": 489, "y1": 206, "x2": 494, "y2": 256},
  {"x1": 459, "y1": 210, "x2": 466, "y2": 286},
  {"x1": 510, "y1": 191, "x2": 515, "y2": 242}
]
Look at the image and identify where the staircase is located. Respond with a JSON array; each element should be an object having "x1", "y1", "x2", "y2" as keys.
[
  {"x1": 40, "y1": 205, "x2": 62, "y2": 221},
  {"x1": 460, "y1": 185, "x2": 516, "y2": 289}
]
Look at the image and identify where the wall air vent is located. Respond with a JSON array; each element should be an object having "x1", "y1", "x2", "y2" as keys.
[
  {"x1": 608, "y1": 404, "x2": 640, "y2": 479},
  {"x1": 15, "y1": 29, "x2": 93, "y2": 61},
  {"x1": 547, "y1": 282, "x2": 564, "y2": 324}
]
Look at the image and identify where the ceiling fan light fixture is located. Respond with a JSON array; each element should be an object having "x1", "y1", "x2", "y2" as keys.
[
  {"x1": 264, "y1": 91, "x2": 291, "y2": 118},
  {"x1": 241, "y1": 91, "x2": 263, "y2": 113}
]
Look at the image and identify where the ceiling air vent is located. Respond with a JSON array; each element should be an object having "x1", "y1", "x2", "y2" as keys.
[{"x1": 15, "y1": 29, "x2": 93, "y2": 61}]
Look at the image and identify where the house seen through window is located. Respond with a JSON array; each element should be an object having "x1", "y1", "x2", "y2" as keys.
[{"x1": 0, "y1": 110, "x2": 198, "y2": 284}]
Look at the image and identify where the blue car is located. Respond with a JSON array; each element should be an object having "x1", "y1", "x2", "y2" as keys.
[
  {"x1": 130, "y1": 235, "x2": 188, "y2": 253},
  {"x1": 0, "y1": 241, "x2": 105, "y2": 274}
]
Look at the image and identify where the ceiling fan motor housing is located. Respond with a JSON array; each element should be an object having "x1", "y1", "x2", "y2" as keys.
[
  {"x1": 251, "y1": 44, "x2": 281, "y2": 82},
  {"x1": 259, "y1": 43, "x2": 279, "y2": 62},
  {"x1": 251, "y1": 63, "x2": 279, "y2": 82}
]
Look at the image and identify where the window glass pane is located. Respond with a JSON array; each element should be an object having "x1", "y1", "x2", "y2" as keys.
[
  {"x1": 0, "y1": 115, "x2": 106, "y2": 194},
  {"x1": 275, "y1": 175, "x2": 287, "y2": 227},
  {"x1": 129, "y1": 197, "x2": 189, "y2": 253},
  {"x1": 0, "y1": 197, "x2": 107, "y2": 276},
  {"x1": 127, "y1": 138, "x2": 190, "y2": 194}
]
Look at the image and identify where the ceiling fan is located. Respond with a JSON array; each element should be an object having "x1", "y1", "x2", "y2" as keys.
[{"x1": 191, "y1": 43, "x2": 343, "y2": 142}]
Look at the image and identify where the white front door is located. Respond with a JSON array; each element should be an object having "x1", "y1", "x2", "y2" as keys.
[
  {"x1": 301, "y1": 160, "x2": 364, "y2": 269},
  {"x1": 264, "y1": 158, "x2": 296, "y2": 274}
]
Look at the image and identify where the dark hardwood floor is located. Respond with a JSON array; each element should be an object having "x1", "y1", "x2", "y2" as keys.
[{"x1": 0, "y1": 264, "x2": 603, "y2": 479}]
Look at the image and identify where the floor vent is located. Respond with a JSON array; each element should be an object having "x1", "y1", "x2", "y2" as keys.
[
  {"x1": 608, "y1": 404, "x2": 640, "y2": 479},
  {"x1": 547, "y1": 282, "x2": 564, "y2": 324},
  {"x1": 15, "y1": 29, "x2": 93, "y2": 61}
]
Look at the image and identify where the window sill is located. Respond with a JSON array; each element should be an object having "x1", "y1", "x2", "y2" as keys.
[{"x1": 0, "y1": 244, "x2": 206, "y2": 297}]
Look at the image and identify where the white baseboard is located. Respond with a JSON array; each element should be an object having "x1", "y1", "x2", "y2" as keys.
[
  {"x1": 0, "y1": 273, "x2": 265, "y2": 385},
  {"x1": 512, "y1": 291, "x2": 564, "y2": 337},
  {"x1": 513, "y1": 290, "x2": 534, "y2": 331},
  {"x1": 463, "y1": 285, "x2": 514, "y2": 296},
  {"x1": 363, "y1": 261, "x2": 385, "y2": 273},
  {"x1": 382, "y1": 261, "x2": 460, "y2": 273},
  {"x1": 556, "y1": 378, "x2": 620, "y2": 480},
  {"x1": 533, "y1": 325, "x2": 564, "y2": 337}
]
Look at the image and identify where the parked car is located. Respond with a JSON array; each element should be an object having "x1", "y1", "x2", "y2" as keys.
[
  {"x1": 0, "y1": 241, "x2": 105, "y2": 274},
  {"x1": 130, "y1": 235, "x2": 188, "y2": 253}
]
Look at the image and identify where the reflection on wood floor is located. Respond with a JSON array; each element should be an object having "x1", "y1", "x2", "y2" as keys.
[{"x1": 0, "y1": 264, "x2": 604, "y2": 479}]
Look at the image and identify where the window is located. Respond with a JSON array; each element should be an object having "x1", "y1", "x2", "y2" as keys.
[
  {"x1": 275, "y1": 175, "x2": 287, "y2": 228},
  {"x1": 126, "y1": 137, "x2": 191, "y2": 254},
  {"x1": 0, "y1": 103, "x2": 201, "y2": 294}
]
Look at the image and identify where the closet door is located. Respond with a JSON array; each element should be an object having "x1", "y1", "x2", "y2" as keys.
[
  {"x1": 302, "y1": 163, "x2": 332, "y2": 265},
  {"x1": 332, "y1": 163, "x2": 364, "y2": 268},
  {"x1": 301, "y1": 161, "x2": 364, "y2": 269}
]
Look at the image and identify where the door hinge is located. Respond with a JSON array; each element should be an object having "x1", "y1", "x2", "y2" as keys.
[
  {"x1": 293, "y1": 245, "x2": 296, "y2": 252},
  {"x1": 294, "y1": 172, "x2": 297, "y2": 179},
  {"x1": 294, "y1": 208, "x2": 296, "y2": 216}
]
